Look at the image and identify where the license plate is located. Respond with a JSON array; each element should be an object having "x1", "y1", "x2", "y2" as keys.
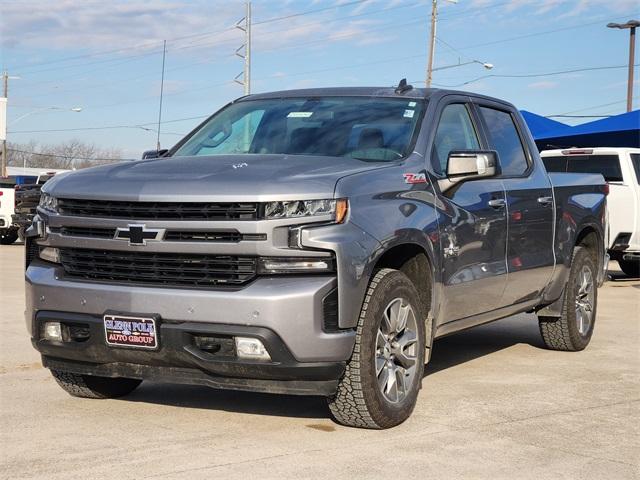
[{"x1": 104, "y1": 314, "x2": 158, "y2": 349}]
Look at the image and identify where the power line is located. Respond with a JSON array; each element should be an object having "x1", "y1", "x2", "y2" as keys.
[
  {"x1": 556, "y1": 97, "x2": 639, "y2": 115},
  {"x1": 8, "y1": 114, "x2": 209, "y2": 134},
  {"x1": 8, "y1": 0, "x2": 369, "y2": 73},
  {"x1": 7, "y1": 148, "x2": 126, "y2": 162},
  {"x1": 429, "y1": 64, "x2": 639, "y2": 88},
  {"x1": 20, "y1": 2, "x2": 422, "y2": 95},
  {"x1": 453, "y1": 13, "x2": 640, "y2": 51}
]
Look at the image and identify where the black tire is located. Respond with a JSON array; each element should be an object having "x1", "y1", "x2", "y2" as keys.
[
  {"x1": 0, "y1": 229, "x2": 19, "y2": 245},
  {"x1": 618, "y1": 259, "x2": 639, "y2": 278},
  {"x1": 538, "y1": 246, "x2": 598, "y2": 351},
  {"x1": 328, "y1": 269, "x2": 426, "y2": 429},
  {"x1": 51, "y1": 369, "x2": 142, "y2": 399}
]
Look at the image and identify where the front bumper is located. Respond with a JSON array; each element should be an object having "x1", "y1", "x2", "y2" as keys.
[
  {"x1": 35, "y1": 311, "x2": 344, "y2": 396},
  {"x1": 26, "y1": 260, "x2": 355, "y2": 363},
  {"x1": 26, "y1": 260, "x2": 356, "y2": 395}
]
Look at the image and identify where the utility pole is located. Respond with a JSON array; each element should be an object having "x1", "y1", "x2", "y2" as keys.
[
  {"x1": 607, "y1": 20, "x2": 639, "y2": 112},
  {"x1": 426, "y1": 0, "x2": 437, "y2": 88},
  {"x1": 234, "y1": 1, "x2": 252, "y2": 95},
  {"x1": 1, "y1": 72, "x2": 8, "y2": 177}
]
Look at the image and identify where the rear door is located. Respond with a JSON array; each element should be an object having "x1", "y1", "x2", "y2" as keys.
[
  {"x1": 430, "y1": 98, "x2": 508, "y2": 321},
  {"x1": 476, "y1": 102, "x2": 555, "y2": 305}
]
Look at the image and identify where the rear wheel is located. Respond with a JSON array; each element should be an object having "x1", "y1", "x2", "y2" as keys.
[
  {"x1": 618, "y1": 259, "x2": 639, "y2": 278},
  {"x1": 0, "y1": 228, "x2": 19, "y2": 245},
  {"x1": 51, "y1": 369, "x2": 142, "y2": 399},
  {"x1": 328, "y1": 269, "x2": 425, "y2": 429},
  {"x1": 538, "y1": 246, "x2": 597, "y2": 351}
]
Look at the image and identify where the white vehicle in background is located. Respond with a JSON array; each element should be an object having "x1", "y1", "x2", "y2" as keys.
[
  {"x1": 541, "y1": 147, "x2": 640, "y2": 277},
  {"x1": 1, "y1": 176, "x2": 21, "y2": 244}
]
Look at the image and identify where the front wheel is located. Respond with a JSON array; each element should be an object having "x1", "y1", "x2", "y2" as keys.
[
  {"x1": 51, "y1": 370, "x2": 142, "y2": 399},
  {"x1": 0, "y1": 228, "x2": 19, "y2": 245},
  {"x1": 328, "y1": 269, "x2": 425, "y2": 429},
  {"x1": 618, "y1": 259, "x2": 639, "y2": 278},
  {"x1": 538, "y1": 246, "x2": 597, "y2": 351}
]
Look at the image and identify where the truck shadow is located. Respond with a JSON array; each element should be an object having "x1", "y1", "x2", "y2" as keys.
[
  {"x1": 124, "y1": 313, "x2": 545, "y2": 418},
  {"x1": 425, "y1": 313, "x2": 546, "y2": 377}
]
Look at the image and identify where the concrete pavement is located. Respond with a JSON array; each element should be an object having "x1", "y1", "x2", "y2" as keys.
[{"x1": 1, "y1": 243, "x2": 638, "y2": 479}]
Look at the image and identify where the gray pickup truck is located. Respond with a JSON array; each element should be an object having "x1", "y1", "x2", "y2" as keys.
[{"x1": 25, "y1": 84, "x2": 608, "y2": 429}]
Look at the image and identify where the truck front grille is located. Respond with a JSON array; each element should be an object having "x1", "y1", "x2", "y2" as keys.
[
  {"x1": 59, "y1": 248, "x2": 257, "y2": 288},
  {"x1": 57, "y1": 199, "x2": 259, "y2": 220}
]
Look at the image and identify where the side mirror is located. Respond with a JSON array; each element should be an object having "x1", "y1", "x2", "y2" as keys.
[
  {"x1": 438, "y1": 150, "x2": 498, "y2": 192},
  {"x1": 141, "y1": 149, "x2": 169, "y2": 159}
]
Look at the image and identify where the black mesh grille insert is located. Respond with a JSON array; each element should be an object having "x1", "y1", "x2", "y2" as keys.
[
  {"x1": 164, "y1": 231, "x2": 242, "y2": 242},
  {"x1": 55, "y1": 227, "x2": 264, "y2": 243},
  {"x1": 57, "y1": 198, "x2": 259, "y2": 220},
  {"x1": 59, "y1": 248, "x2": 257, "y2": 288}
]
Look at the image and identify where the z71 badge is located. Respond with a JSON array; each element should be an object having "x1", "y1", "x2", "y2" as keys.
[{"x1": 403, "y1": 173, "x2": 428, "y2": 184}]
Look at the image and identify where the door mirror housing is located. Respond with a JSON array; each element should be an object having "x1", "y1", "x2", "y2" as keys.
[
  {"x1": 438, "y1": 150, "x2": 499, "y2": 192},
  {"x1": 141, "y1": 149, "x2": 169, "y2": 159}
]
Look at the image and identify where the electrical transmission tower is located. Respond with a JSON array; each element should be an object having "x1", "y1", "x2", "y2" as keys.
[{"x1": 234, "y1": 1, "x2": 252, "y2": 95}]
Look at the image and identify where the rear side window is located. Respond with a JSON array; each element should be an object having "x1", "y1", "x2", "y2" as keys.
[
  {"x1": 432, "y1": 103, "x2": 480, "y2": 175},
  {"x1": 543, "y1": 154, "x2": 623, "y2": 182},
  {"x1": 479, "y1": 107, "x2": 528, "y2": 176},
  {"x1": 541, "y1": 155, "x2": 567, "y2": 173},
  {"x1": 631, "y1": 154, "x2": 640, "y2": 184}
]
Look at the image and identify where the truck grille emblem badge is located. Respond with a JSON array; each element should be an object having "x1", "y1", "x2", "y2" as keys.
[{"x1": 114, "y1": 225, "x2": 164, "y2": 245}]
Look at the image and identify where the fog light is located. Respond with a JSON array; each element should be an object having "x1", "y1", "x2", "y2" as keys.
[
  {"x1": 43, "y1": 322, "x2": 62, "y2": 341},
  {"x1": 235, "y1": 337, "x2": 271, "y2": 361}
]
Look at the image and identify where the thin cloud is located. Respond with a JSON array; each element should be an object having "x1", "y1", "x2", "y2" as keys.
[{"x1": 528, "y1": 80, "x2": 559, "y2": 89}]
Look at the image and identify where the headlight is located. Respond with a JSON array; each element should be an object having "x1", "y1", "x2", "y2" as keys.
[
  {"x1": 39, "y1": 193, "x2": 58, "y2": 213},
  {"x1": 258, "y1": 257, "x2": 335, "y2": 274},
  {"x1": 263, "y1": 198, "x2": 348, "y2": 223}
]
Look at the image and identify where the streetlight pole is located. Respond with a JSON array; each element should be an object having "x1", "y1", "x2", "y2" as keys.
[
  {"x1": 10, "y1": 106, "x2": 82, "y2": 126},
  {"x1": 607, "y1": 20, "x2": 639, "y2": 112}
]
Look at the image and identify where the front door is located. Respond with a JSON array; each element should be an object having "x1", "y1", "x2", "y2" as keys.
[{"x1": 430, "y1": 101, "x2": 508, "y2": 322}]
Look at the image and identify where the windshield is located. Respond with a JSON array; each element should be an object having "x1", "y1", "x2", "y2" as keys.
[{"x1": 173, "y1": 97, "x2": 425, "y2": 161}]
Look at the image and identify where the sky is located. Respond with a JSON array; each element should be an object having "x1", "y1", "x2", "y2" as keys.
[{"x1": 0, "y1": 0, "x2": 638, "y2": 159}]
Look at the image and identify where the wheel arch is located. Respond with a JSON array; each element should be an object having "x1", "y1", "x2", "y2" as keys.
[{"x1": 370, "y1": 238, "x2": 437, "y2": 355}]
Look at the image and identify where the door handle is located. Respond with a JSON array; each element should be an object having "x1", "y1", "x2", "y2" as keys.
[
  {"x1": 488, "y1": 198, "x2": 506, "y2": 209},
  {"x1": 537, "y1": 196, "x2": 553, "y2": 206}
]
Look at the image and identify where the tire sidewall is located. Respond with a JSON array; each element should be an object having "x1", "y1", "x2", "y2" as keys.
[
  {"x1": 359, "y1": 271, "x2": 425, "y2": 427},
  {"x1": 565, "y1": 247, "x2": 598, "y2": 349}
]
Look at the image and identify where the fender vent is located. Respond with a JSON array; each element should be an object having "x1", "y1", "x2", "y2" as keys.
[{"x1": 322, "y1": 288, "x2": 340, "y2": 333}]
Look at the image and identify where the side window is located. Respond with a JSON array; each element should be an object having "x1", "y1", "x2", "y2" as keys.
[
  {"x1": 479, "y1": 107, "x2": 528, "y2": 176},
  {"x1": 630, "y1": 154, "x2": 640, "y2": 185},
  {"x1": 432, "y1": 104, "x2": 480, "y2": 175}
]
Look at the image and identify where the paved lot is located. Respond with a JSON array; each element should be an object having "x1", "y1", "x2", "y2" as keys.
[{"x1": 1, "y1": 243, "x2": 638, "y2": 479}]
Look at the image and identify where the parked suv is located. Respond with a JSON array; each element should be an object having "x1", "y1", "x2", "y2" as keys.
[
  {"x1": 26, "y1": 85, "x2": 607, "y2": 428},
  {"x1": 541, "y1": 147, "x2": 639, "y2": 277}
]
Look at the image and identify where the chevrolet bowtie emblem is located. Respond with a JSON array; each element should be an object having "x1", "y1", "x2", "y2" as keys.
[{"x1": 114, "y1": 225, "x2": 164, "y2": 245}]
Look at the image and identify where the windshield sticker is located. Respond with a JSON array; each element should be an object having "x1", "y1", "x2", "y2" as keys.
[
  {"x1": 408, "y1": 101, "x2": 417, "y2": 107},
  {"x1": 403, "y1": 109, "x2": 415, "y2": 118},
  {"x1": 287, "y1": 112, "x2": 314, "y2": 118}
]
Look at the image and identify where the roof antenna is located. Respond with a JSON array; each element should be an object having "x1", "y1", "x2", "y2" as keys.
[{"x1": 395, "y1": 78, "x2": 413, "y2": 94}]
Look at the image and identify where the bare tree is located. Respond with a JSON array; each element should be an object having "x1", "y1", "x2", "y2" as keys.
[{"x1": 7, "y1": 140, "x2": 124, "y2": 170}]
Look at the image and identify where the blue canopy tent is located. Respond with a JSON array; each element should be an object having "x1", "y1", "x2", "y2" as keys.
[
  {"x1": 520, "y1": 110, "x2": 570, "y2": 138},
  {"x1": 525, "y1": 110, "x2": 640, "y2": 151}
]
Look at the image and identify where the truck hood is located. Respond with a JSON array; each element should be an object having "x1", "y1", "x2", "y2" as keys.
[{"x1": 44, "y1": 154, "x2": 389, "y2": 202}]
